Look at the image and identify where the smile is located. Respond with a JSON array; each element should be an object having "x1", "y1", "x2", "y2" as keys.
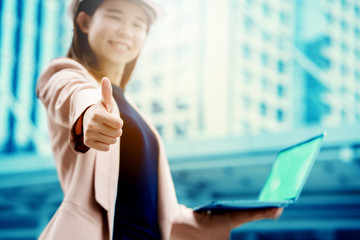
[{"x1": 109, "y1": 41, "x2": 130, "y2": 52}]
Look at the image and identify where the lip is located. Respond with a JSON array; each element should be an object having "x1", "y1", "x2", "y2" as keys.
[{"x1": 109, "y1": 40, "x2": 131, "y2": 52}]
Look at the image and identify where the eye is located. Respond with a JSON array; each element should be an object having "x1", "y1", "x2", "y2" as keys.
[
  {"x1": 133, "y1": 22, "x2": 146, "y2": 29},
  {"x1": 107, "y1": 15, "x2": 122, "y2": 21}
]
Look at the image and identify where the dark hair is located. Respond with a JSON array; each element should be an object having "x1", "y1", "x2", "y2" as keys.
[{"x1": 67, "y1": 0, "x2": 149, "y2": 89}]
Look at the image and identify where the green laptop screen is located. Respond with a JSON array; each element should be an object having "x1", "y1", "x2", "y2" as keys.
[{"x1": 258, "y1": 135, "x2": 323, "y2": 202}]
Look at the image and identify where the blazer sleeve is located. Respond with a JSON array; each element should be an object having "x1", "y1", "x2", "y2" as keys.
[
  {"x1": 36, "y1": 58, "x2": 101, "y2": 151},
  {"x1": 170, "y1": 204, "x2": 232, "y2": 240}
]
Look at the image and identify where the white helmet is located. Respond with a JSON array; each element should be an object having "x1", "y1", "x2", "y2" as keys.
[{"x1": 68, "y1": 0, "x2": 165, "y2": 24}]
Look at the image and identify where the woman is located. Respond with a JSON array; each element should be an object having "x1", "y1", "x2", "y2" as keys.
[{"x1": 36, "y1": 0, "x2": 283, "y2": 239}]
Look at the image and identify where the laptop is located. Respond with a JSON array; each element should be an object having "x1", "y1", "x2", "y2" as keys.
[{"x1": 193, "y1": 132, "x2": 326, "y2": 213}]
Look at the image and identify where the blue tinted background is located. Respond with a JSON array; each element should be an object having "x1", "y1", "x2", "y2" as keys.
[{"x1": 1, "y1": 0, "x2": 360, "y2": 239}]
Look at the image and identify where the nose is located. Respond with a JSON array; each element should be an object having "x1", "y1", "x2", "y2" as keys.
[{"x1": 116, "y1": 21, "x2": 133, "y2": 39}]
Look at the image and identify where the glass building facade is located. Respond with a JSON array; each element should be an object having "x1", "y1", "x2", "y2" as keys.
[{"x1": 0, "y1": 0, "x2": 71, "y2": 154}]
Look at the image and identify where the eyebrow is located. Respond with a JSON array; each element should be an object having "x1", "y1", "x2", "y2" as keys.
[{"x1": 105, "y1": 9, "x2": 147, "y2": 23}]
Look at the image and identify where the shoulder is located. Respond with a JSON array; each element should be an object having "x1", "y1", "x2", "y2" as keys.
[
  {"x1": 36, "y1": 57, "x2": 98, "y2": 95},
  {"x1": 39, "y1": 57, "x2": 90, "y2": 81}
]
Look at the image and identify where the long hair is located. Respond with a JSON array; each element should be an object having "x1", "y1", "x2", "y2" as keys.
[{"x1": 67, "y1": 0, "x2": 148, "y2": 89}]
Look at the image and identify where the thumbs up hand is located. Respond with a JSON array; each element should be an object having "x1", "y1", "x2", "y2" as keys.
[
  {"x1": 82, "y1": 77, "x2": 123, "y2": 151},
  {"x1": 101, "y1": 77, "x2": 113, "y2": 113}
]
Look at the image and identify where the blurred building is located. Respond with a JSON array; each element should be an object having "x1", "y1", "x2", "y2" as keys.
[
  {"x1": 0, "y1": 0, "x2": 71, "y2": 154},
  {"x1": 128, "y1": 0, "x2": 299, "y2": 141},
  {"x1": 128, "y1": 0, "x2": 360, "y2": 142},
  {"x1": 320, "y1": 0, "x2": 360, "y2": 125}
]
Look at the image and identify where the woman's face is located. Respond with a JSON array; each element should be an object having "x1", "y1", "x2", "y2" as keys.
[{"x1": 85, "y1": 0, "x2": 148, "y2": 67}]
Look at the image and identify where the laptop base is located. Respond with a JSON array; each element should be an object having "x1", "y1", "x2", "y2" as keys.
[{"x1": 194, "y1": 200, "x2": 292, "y2": 214}]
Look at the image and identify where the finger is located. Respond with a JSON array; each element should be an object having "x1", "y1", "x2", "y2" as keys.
[
  {"x1": 98, "y1": 124, "x2": 123, "y2": 138},
  {"x1": 95, "y1": 134, "x2": 117, "y2": 145},
  {"x1": 83, "y1": 139, "x2": 110, "y2": 152},
  {"x1": 93, "y1": 141, "x2": 111, "y2": 152},
  {"x1": 93, "y1": 109, "x2": 123, "y2": 130},
  {"x1": 228, "y1": 208, "x2": 281, "y2": 229},
  {"x1": 101, "y1": 77, "x2": 113, "y2": 112}
]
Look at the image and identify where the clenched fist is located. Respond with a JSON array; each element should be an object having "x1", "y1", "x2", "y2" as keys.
[{"x1": 83, "y1": 77, "x2": 123, "y2": 151}]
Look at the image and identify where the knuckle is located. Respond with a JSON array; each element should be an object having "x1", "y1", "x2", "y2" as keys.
[
  {"x1": 103, "y1": 145, "x2": 110, "y2": 151},
  {"x1": 110, "y1": 137, "x2": 117, "y2": 144},
  {"x1": 119, "y1": 118, "x2": 124, "y2": 127}
]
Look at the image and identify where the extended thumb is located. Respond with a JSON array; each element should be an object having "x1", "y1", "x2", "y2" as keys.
[{"x1": 101, "y1": 77, "x2": 113, "y2": 112}]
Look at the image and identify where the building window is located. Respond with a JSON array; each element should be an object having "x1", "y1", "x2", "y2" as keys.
[
  {"x1": 262, "y1": 3, "x2": 271, "y2": 17},
  {"x1": 355, "y1": 71, "x2": 360, "y2": 81},
  {"x1": 261, "y1": 77, "x2": 268, "y2": 90},
  {"x1": 279, "y1": 12, "x2": 288, "y2": 25},
  {"x1": 261, "y1": 52, "x2": 269, "y2": 66},
  {"x1": 278, "y1": 60, "x2": 285, "y2": 73},
  {"x1": 153, "y1": 75, "x2": 163, "y2": 87},
  {"x1": 355, "y1": 93, "x2": 360, "y2": 101},
  {"x1": 260, "y1": 102, "x2": 267, "y2": 116},
  {"x1": 244, "y1": 16, "x2": 253, "y2": 32},
  {"x1": 152, "y1": 101, "x2": 164, "y2": 114},
  {"x1": 340, "y1": 41, "x2": 349, "y2": 53},
  {"x1": 355, "y1": 5, "x2": 360, "y2": 18},
  {"x1": 340, "y1": 64, "x2": 348, "y2": 76},
  {"x1": 341, "y1": 0, "x2": 349, "y2": 10},
  {"x1": 277, "y1": 84, "x2": 284, "y2": 97},
  {"x1": 242, "y1": 44, "x2": 251, "y2": 59},
  {"x1": 355, "y1": 27, "x2": 360, "y2": 38},
  {"x1": 355, "y1": 49, "x2": 360, "y2": 59},
  {"x1": 155, "y1": 125, "x2": 164, "y2": 136},
  {"x1": 243, "y1": 70, "x2": 252, "y2": 84},
  {"x1": 277, "y1": 109, "x2": 284, "y2": 122},
  {"x1": 175, "y1": 98, "x2": 189, "y2": 110},
  {"x1": 174, "y1": 123, "x2": 187, "y2": 138},
  {"x1": 243, "y1": 96, "x2": 251, "y2": 110},
  {"x1": 340, "y1": 19, "x2": 348, "y2": 32},
  {"x1": 325, "y1": 12, "x2": 334, "y2": 24}
]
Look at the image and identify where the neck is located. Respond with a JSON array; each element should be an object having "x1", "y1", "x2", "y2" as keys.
[{"x1": 99, "y1": 62, "x2": 126, "y2": 87}]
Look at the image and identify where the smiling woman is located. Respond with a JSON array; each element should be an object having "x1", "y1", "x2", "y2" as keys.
[{"x1": 35, "y1": 0, "x2": 282, "y2": 239}]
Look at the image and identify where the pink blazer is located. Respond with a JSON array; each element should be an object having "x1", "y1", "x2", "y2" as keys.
[{"x1": 36, "y1": 58, "x2": 231, "y2": 240}]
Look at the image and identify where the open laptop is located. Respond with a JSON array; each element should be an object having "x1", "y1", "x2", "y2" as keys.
[{"x1": 193, "y1": 132, "x2": 326, "y2": 213}]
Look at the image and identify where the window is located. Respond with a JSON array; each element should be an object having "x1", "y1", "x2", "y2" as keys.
[
  {"x1": 260, "y1": 102, "x2": 267, "y2": 116},
  {"x1": 244, "y1": 16, "x2": 253, "y2": 32},
  {"x1": 155, "y1": 125, "x2": 164, "y2": 136},
  {"x1": 279, "y1": 12, "x2": 288, "y2": 25},
  {"x1": 243, "y1": 96, "x2": 250, "y2": 110},
  {"x1": 355, "y1": 5, "x2": 360, "y2": 18},
  {"x1": 355, "y1": 27, "x2": 360, "y2": 38},
  {"x1": 261, "y1": 52, "x2": 269, "y2": 66},
  {"x1": 340, "y1": 19, "x2": 348, "y2": 32},
  {"x1": 355, "y1": 49, "x2": 360, "y2": 59},
  {"x1": 243, "y1": 70, "x2": 252, "y2": 84},
  {"x1": 341, "y1": 0, "x2": 349, "y2": 10},
  {"x1": 325, "y1": 12, "x2": 334, "y2": 24},
  {"x1": 340, "y1": 41, "x2": 349, "y2": 54},
  {"x1": 277, "y1": 109, "x2": 284, "y2": 122},
  {"x1": 152, "y1": 101, "x2": 164, "y2": 114},
  {"x1": 277, "y1": 84, "x2": 285, "y2": 97},
  {"x1": 175, "y1": 98, "x2": 189, "y2": 110},
  {"x1": 355, "y1": 71, "x2": 360, "y2": 81},
  {"x1": 261, "y1": 77, "x2": 268, "y2": 90},
  {"x1": 262, "y1": 3, "x2": 271, "y2": 17},
  {"x1": 174, "y1": 123, "x2": 187, "y2": 137},
  {"x1": 340, "y1": 64, "x2": 348, "y2": 76},
  {"x1": 153, "y1": 76, "x2": 163, "y2": 87},
  {"x1": 278, "y1": 60, "x2": 285, "y2": 73},
  {"x1": 242, "y1": 44, "x2": 251, "y2": 59}
]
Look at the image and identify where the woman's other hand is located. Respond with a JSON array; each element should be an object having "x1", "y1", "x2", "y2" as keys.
[
  {"x1": 228, "y1": 208, "x2": 283, "y2": 229},
  {"x1": 83, "y1": 77, "x2": 123, "y2": 151}
]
